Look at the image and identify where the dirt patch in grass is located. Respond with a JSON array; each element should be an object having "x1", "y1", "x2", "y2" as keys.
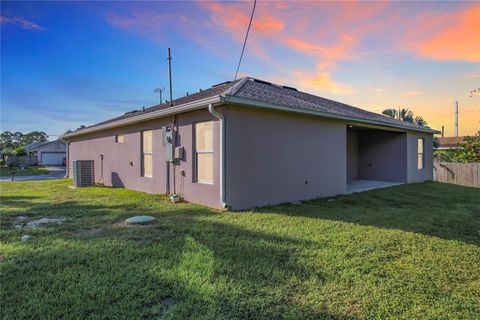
[{"x1": 76, "y1": 228, "x2": 103, "y2": 237}]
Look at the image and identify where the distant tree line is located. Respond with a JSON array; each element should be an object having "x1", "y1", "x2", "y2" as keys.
[{"x1": 0, "y1": 131, "x2": 48, "y2": 157}]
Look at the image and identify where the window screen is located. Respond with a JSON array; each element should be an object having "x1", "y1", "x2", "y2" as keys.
[
  {"x1": 142, "y1": 130, "x2": 153, "y2": 177},
  {"x1": 195, "y1": 121, "x2": 213, "y2": 184},
  {"x1": 418, "y1": 138, "x2": 424, "y2": 170}
]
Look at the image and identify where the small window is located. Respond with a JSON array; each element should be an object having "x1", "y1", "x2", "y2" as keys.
[
  {"x1": 142, "y1": 130, "x2": 153, "y2": 177},
  {"x1": 417, "y1": 138, "x2": 424, "y2": 170},
  {"x1": 195, "y1": 121, "x2": 213, "y2": 184},
  {"x1": 115, "y1": 134, "x2": 124, "y2": 143}
]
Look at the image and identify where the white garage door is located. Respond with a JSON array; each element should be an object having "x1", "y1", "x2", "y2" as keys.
[{"x1": 41, "y1": 152, "x2": 65, "y2": 165}]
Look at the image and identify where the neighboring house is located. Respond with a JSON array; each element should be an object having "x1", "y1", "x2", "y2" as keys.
[
  {"x1": 63, "y1": 77, "x2": 438, "y2": 210},
  {"x1": 434, "y1": 136, "x2": 465, "y2": 150},
  {"x1": 28, "y1": 139, "x2": 66, "y2": 165},
  {"x1": 25, "y1": 141, "x2": 48, "y2": 153}
]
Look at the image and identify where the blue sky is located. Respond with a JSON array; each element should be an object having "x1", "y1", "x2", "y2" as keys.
[{"x1": 1, "y1": 1, "x2": 479, "y2": 137}]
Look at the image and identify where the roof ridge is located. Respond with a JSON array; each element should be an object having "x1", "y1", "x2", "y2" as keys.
[{"x1": 222, "y1": 77, "x2": 250, "y2": 97}]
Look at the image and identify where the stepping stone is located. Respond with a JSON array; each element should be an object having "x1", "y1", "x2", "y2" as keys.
[
  {"x1": 125, "y1": 215, "x2": 156, "y2": 225},
  {"x1": 26, "y1": 218, "x2": 66, "y2": 228}
]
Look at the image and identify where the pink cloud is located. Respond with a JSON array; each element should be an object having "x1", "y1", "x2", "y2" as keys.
[
  {"x1": 103, "y1": 1, "x2": 479, "y2": 96},
  {"x1": 0, "y1": 15, "x2": 45, "y2": 31},
  {"x1": 409, "y1": 7, "x2": 480, "y2": 62}
]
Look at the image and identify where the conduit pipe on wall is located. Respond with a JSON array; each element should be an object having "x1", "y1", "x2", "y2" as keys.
[
  {"x1": 61, "y1": 136, "x2": 69, "y2": 179},
  {"x1": 208, "y1": 103, "x2": 227, "y2": 209}
]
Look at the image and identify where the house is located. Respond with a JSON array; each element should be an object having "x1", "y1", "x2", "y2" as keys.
[
  {"x1": 27, "y1": 139, "x2": 66, "y2": 165},
  {"x1": 434, "y1": 136, "x2": 465, "y2": 150},
  {"x1": 63, "y1": 77, "x2": 438, "y2": 210}
]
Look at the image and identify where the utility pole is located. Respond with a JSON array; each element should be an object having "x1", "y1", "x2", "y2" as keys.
[
  {"x1": 154, "y1": 88, "x2": 164, "y2": 104},
  {"x1": 168, "y1": 48, "x2": 173, "y2": 107},
  {"x1": 454, "y1": 100, "x2": 459, "y2": 137}
]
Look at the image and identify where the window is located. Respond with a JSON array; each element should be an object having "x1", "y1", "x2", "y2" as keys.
[
  {"x1": 115, "y1": 134, "x2": 124, "y2": 143},
  {"x1": 142, "y1": 130, "x2": 153, "y2": 177},
  {"x1": 195, "y1": 121, "x2": 213, "y2": 184},
  {"x1": 417, "y1": 138, "x2": 424, "y2": 170}
]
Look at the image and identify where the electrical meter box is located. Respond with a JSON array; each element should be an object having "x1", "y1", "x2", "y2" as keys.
[
  {"x1": 164, "y1": 127, "x2": 175, "y2": 162},
  {"x1": 175, "y1": 146, "x2": 184, "y2": 160}
]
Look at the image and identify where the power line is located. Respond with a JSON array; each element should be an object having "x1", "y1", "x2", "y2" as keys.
[
  {"x1": 459, "y1": 109, "x2": 480, "y2": 113},
  {"x1": 230, "y1": 0, "x2": 257, "y2": 91}
]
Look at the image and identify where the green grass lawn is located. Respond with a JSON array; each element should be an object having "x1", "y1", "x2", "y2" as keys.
[
  {"x1": 0, "y1": 180, "x2": 479, "y2": 319},
  {"x1": 0, "y1": 165, "x2": 49, "y2": 177}
]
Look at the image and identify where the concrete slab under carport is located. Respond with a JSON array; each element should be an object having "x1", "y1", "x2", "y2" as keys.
[{"x1": 346, "y1": 179, "x2": 403, "y2": 194}]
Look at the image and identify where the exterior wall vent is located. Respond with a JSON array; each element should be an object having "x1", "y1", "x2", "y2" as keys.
[{"x1": 73, "y1": 160, "x2": 95, "y2": 187}]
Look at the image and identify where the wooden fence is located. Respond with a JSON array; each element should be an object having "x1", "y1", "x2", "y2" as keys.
[
  {"x1": 433, "y1": 162, "x2": 480, "y2": 188},
  {"x1": 5, "y1": 155, "x2": 38, "y2": 166}
]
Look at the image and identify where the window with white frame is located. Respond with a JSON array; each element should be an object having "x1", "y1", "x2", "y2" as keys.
[
  {"x1": 417, "y1": 138, "x2": 424, "y2": 170},
  {"x1": 142, "y1": 130, "x2": 153, "y2": 177},
  {"x1": 195, "y1": 121, "x2": 213, "y2": 184},
  {"x1": 115, "y1": 134, "x2": 124, "y2": 143}
]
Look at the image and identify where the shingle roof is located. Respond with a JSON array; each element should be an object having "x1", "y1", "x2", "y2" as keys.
[
  {"x1": 434, "y1": 136, "x2": 465, "y2": 148},
  {"x1": 72, "y1": 77, "x2": 436, "y2": 135},
  {"x1": 94, "y1": 80, "x2": 238, "y2": 126},
  {"x1": 232, "y1": 78, "x2": 433, "y2": 131}
]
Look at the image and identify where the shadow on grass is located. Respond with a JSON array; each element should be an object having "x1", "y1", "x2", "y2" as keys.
[
  {"x1": 0, "y1": 196, "x2": 353, "y2": 319},
  {"x1": 1, "y1": 182, "x2": 479, "y2": 319},
  {"x1": 261, "y1": 182, "x2": 480, "y2": 245}
]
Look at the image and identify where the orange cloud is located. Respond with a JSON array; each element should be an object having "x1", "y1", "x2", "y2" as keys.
[
  {"x1": 287, "y1": 70, "x2": 353, "y2": 95},
  {"x1": 415, "y1": 7, "x2": 480, "y2": 62},
  {"x1": 460, "y1": 73, "x2": 480, "y2": 79}
]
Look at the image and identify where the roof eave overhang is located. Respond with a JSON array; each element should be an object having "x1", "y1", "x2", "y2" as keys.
[
  {"x1": 63, "y1": 96, "x2": 222, "y2": 138},
  {"x1": 221, "y1": 95, "x2": 440, "y2": 134}
]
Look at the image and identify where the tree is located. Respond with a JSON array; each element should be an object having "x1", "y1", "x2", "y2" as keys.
[
  {"x1": 434, "y1": 131, "x2": 480, "y2": 163},
  {"x1": 382, "y1": 108, "x2": 428, "y2": 127},
  {"x1": 455, "y1": 131, "x2": 480, "y2": 163},
  {"x1": 414, "y1": 116, "x2": 428, "y2": 127},
  {"x1": 0, "y1": 131, "x2": 15, "y2": 148},
  {"x1": 0, "y1": 131, "x2": 48, "y2": 148},
  {"x1": 13, "y1": 146, "x2": 27, "y2": 156},
  {"x1": 22, "y1": 131, "x2": 48, "y2": 146}
]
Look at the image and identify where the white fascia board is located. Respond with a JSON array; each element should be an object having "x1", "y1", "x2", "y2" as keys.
[
  {"x1": 221, "y1": 95, "x2": 440, "y2": 134},
  {"x1": 63, "y1": 96, "x2": 221, "y2": 138}
]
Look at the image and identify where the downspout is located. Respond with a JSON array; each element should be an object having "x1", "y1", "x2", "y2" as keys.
[
  {"x1": 61, "y1": 136, "x2": 69, "y2": 179},
  {"x1": 208, "y1": 103, "x2": 227, "y2": 209}
]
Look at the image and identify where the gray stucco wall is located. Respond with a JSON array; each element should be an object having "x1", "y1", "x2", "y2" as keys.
[
  {"x1": 69, "y1": 110, "x2": 221, "y2": 208},
  {"x1": 357, "y1": 130, "x2": 407, "y2": 183},
  {"x1": 224, "y1": 106, "x2": 347, "y2": 210},
  {"x1": 347, "y1": 130, "x2": 359, "y2": 181},
  {"x1": 69, "y1": 103, "x2": 434, "y2": 210},
  {"x1": 406, "y1": 131, "x2": 433, "y2": 183}
]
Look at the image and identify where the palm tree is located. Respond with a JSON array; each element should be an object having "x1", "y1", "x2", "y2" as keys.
[
  {"x1": 382, "y1": 108, "x2": 397, "y2": 119},
  {"x1": 414, "y1": 116, "x2": 428, "y2": 127},
  {"x1": 382, "y1": 108, "x2": 428, "y2": 127}
]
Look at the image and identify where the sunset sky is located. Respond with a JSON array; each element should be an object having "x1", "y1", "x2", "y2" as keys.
[{"x1": 1, "y1": 1, "x2": 479, "y2": 137}]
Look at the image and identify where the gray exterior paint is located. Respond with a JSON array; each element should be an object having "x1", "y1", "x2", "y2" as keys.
[
  {"x1": 347, "y1": 130, "x2": 359, "y2": 181},
  {"x1": 29, "y1": 140, "x2": 66, "y2": 165},
  {"x1": 407, "y1": 132, "x2": 433, "y2": 183},
  {"x1": 224, "y1": 106, "x2": 347, "y2": 210},
  {"x1": 67, "y1": 100, "x2": 434, "y2": 209},
  {"x1": 69, "y1": 110, "x2": 221, "y2": 208},
  {"x1": 357, "y1": 130, "x2": 407, "y2": 183}
]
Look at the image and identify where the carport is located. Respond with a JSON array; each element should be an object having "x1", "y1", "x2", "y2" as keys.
[{"x1": 346, "y1": 125, "x2": 407, "y2": 193}]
